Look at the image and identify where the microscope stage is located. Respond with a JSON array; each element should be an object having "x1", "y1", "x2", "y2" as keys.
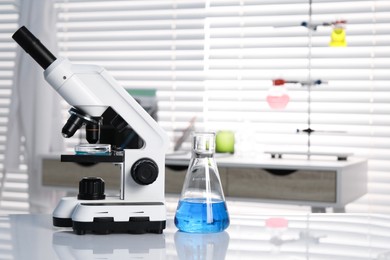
[{"x1": 61, "y1": 152, "x2": 124, "y2": 163}]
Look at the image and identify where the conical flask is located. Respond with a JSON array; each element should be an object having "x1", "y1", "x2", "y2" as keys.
[{"x1": 174, "y1": 132, "x2": 230, "y2": 233}]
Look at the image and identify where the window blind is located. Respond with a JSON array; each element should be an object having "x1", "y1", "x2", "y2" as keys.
[
  {"x1": 206, "y1": 0, "x2": 390, "y2": 213},
  {"x1": 55, "y1": 0, "x2": 206, "y2": 152},
  {"x1": 0, "y1": 1, "x2": 29, "y2": 214},
  {"x1": 53, "y1": 0, "x2": 390, "y2": 213}
]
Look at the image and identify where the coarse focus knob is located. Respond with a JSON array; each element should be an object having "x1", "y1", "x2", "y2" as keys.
[
  {"x1": 131, "y1": 158, "x2": 159, "y2": 185},
  {"x1": 78, "y1": 177, "x2": 106, "y2": 200}
]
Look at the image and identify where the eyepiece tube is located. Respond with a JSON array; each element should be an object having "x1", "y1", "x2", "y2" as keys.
[{"x1": 12, "y1": 26, "x2": 56, "y2": 70}]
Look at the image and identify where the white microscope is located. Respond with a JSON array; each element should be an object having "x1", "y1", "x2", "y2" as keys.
[{"x1": 12, "y1": 26, "x2": 169, "y2": 235}]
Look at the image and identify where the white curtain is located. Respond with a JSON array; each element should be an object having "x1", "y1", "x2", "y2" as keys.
[{"x1": 5, "y1": 0, "x2": 64, "y2": 213}]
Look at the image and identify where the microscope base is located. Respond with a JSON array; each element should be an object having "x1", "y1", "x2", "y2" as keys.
[
  {"x1": 72, "y1": 219, "x2": 166, "y2": 235},
  {"x1": 53, "y1": 198, "x2": 166, "y2": 235},
  {"x1": 53, "y1": 217, "x2": 73, "y2": 227},
  {"x1": 53, "y1": 217, "x2": 165, "y2": 235}
]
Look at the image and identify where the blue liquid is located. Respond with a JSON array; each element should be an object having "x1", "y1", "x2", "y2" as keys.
[{"x1": 174, "y1": 198, "x2": 230, "y2": 233}]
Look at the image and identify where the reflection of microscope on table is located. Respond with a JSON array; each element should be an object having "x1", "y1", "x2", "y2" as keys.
[
  {"x1": 52, "y1": 231, "x2": 166, "y2": 259},
  {"x1": 12, "y1": 26, "x2": 169, "y2": 234}
]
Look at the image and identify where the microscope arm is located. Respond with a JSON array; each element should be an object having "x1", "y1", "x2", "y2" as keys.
[{"x1": 12, "y1": 26, "x2": 169, "y2": 152}]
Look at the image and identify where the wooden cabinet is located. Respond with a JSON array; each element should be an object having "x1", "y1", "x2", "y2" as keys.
[
  {"x1": 41, "y1": 154, "x2": 367, "y2": 212},
  {"x1": 164, "y1": 155, "x2": 367, "y2": 212},
  {"x1": 42, "y1": 158, "x2": 121, "y2": 191},
  {"x1": 224, "y1": 168, "x2": 337, "y2": 203},
  {"x1": 165, "y1": 167, "x2": 337, "y2": 202}
]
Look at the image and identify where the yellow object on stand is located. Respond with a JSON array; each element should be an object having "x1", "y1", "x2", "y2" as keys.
[{"x1": 330, "y1": 27, "x2": 347, "y2": 47}]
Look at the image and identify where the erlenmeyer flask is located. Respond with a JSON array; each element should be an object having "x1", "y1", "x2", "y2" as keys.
[{"x1": 174, "y1": 132, "x2": 230, "y2": 233}]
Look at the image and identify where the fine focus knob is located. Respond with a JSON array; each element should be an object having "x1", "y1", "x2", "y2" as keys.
[
  {"x1": 77, "y1": 177, "x2": 106, "y2": 200},
  {"x1": 131, "y1": 158, "x2": 159, "y2": 185}
]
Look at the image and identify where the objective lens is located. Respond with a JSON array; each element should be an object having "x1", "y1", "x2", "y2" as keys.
[
  {"x1": 62, "y1": 114, "x2": 84, "y2": 138},
  {"x1": 86, "y1": 122, "x2": 100, "y2": 144}
]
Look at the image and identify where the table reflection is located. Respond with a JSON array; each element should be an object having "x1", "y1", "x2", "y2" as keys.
[
  {"x1": 52, "y1": 231, "x2": 165, "y2": 260},
  {"x1": 174, "y1": 231, "x2": 230, "y2": 260},
  {"x1": 1, "y1": 213, "x2": 390, "y2": 260},
  {"x1": 227, "y1": 214, "x2": 390, "y2": 259}
]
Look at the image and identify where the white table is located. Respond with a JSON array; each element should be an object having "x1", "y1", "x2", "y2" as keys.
[{"x1": 1, "y1": 213, "x2": 389, "y2": 259}]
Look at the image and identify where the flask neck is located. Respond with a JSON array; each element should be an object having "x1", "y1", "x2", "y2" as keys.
[
  {"x1": 191, "y1": 132, "x2": 216, "y2": 156},
  {"x1": 192, "y1": 151, "x2": 214, "y2": 159}
]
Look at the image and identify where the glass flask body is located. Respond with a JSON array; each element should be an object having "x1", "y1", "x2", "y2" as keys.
[{"x1": 175, "y1": 132, "x2": 230, "y2": 233}]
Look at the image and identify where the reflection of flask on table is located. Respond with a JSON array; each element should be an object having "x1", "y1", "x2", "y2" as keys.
[
  {"x1": 265, "y1": 217, "x2": 289, "y2": 246},
  {"x1": 174, "y1": 132, "x2": 230, "y2": 233},
  {"x1": 174, "y1": 231, "x2": 230, "y2": 260}
]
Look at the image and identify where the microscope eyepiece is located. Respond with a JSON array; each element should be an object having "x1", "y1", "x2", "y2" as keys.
[{"x1": 12, "y1": 26, "x2": 56, "y2": 70}]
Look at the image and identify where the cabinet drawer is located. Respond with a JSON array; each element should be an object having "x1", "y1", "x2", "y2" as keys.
[
  {"x1": 226, "y1": 168, "x2": 337, "y2": 203},
  {"x1": 165, "y1": 167, "x2": 187, "y2": 194},
  {"x1": 165, "y1": 166, "x2": 228, "y2": 194},
  {"x1": 42, "y1": 159, "x2": 120, "y2": 190}
]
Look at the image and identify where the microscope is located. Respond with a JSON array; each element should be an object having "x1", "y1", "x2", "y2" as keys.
[{"x1": 12, "y1": 26, "x2": 169, "y2": 234}]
